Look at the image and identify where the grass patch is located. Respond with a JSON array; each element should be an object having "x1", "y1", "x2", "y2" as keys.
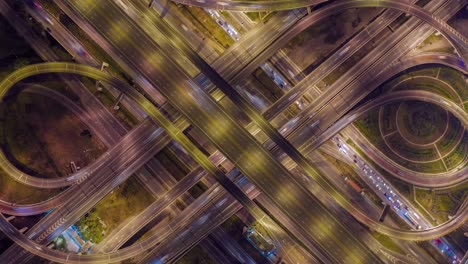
[
  {"x1": 442, "y1": 133, "x2": 466, "y2": 170},
  {"x1": 438, "y1": 67, "x2": 467, "y2": 101},
  {"x1": 379, "y1": 103, "x2": 398, "y2": 134},
  {"x1": 414, "y1": 188, "x2": 433, "y2": 210},
  {"x1": 434, "y1": 194, "x2": 455, "y2": 212},
  {"x1": 0, "y1": 166, "x2": 63, "y2": 204},
  {"x1": 177, "y1": 5, "x2": 234, "y2": 48},
  {"x1": 245, "y1": 12, "x2": 274, "y2": 23},
  {"x1": 219, "y1": 11, "x2": 245, "y2": 34},
  {"x1": 370, "y1": 232, "x2": 406, "y2": 254},
  {"x1": 354, "y1": 111, "x2": 381, "y2": 143},
  {"x1": 415, "y1": 184, "x2": 467, "y2": 224},
  {"x1": 387, "y1": 133, "x2": 439, "y2": 162},
  {"x1": 393, "y1": 77, "x2": 457, "y2": 101},
  {"x1": 77, "y1": 176, "x2": 154, "y2": 243},
  {"x1": 437, "y1": 115, "x2": 463, "y2": 155}
]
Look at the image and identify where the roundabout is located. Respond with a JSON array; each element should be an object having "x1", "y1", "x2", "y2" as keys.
[{"x1": 396, "y1": 100, "x2": 449, "y2": 146}]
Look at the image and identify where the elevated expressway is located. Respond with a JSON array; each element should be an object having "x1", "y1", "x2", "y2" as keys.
[
  {"x1": 0, "y1": 62, "x2": 466, "y2": 263},
  {"x1": 170, "y1": 0, "x2": 468, "y2": 67},
  {"x1": 1, "y1": 0, "x2": 466, "y2": 256},
  {"x1": 171, "y1": 0, "x2": 328, "y2": 11},
  {"x1": 39, "y1": 2, "x2": 464, "y2": 262},
  {"x1": 37, "y1": 1, "x2": 387, "y2": 262},
  {"x1": 296, "y1": 53, "x2": 468, "y2": 186},
  {"x1": 306, "y1": 89, "x2": 468, "y2": 187},
  {"x1": 260, "y1": 0, "x2": 466, "y2": 121},
  {"x1": 0, "y1": 1, "x2": 464, "y2": 262}
]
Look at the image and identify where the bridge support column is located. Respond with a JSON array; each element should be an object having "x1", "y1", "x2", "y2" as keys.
[
  {"x1": 113, "y1": 92, "x2": 124, "y2": 110},
  {"x1": 379, "y1": 204, "x2": 390, "y2": 222},
  {"x1": 96, "y1": 62, "x2": 109, "y2": 91}
]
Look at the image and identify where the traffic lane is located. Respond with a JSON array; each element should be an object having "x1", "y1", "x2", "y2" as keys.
[
  {"x1": 286, "y1": 17, "x2": 461, "y2": 152},
  {"x1": 84, "y1": 0, "x2": 420, "y2": 258},
  {"x1": 263, "y1": 6, "x2": 400, "y2": 119},
  {"x1": 213, "y1": 9, "x2": 306, "y2": 81},
  {"x1": 170, "y1": 0, "x2": 327, "y2": 12},
  {"x1": 0, "y1": 120, "x2": 158, "y2": 216},
  {"x1": 54, "y1": 2, "x2": 382, "y2": 262}
]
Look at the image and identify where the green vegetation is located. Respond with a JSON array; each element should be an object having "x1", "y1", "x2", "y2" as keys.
[
  {"x1": 436, "y1": 115, "x2": 463, "y2": 154},
  {"x1": 245, "y1": 12, "x2": 274, "y2": 23},
  {"x1": 437, "y1": 67, "x2": 468, "y2": 101},
  {"x1": 354, "y1": 110, "x2": 382, "y2": 144},
  {"x1": 393, "y1": 77, "x2": 458, "y2": 102},
  {"x1": 370, "y1": 232, "x2": 406, "y2": 255},
  {"x1": 177, "y1": 5, "x2": 234, "y2": 48},
  {"x1": 76, "y1": 176, "x2": 154, "y2": 243},
  {"x1": 176, "y1": 245, "x2": 216, "y2": 264},
  {"x1": 52, "y1": 235, "x2": 68, "y2": 252},
  {"x1": 386, "y1": 133, "x2": 439, "y2": 161},
  {"x1": 0, "y1": 166, "x2": 62, "y2": 204},
  {"x1": 416, "y1": 32, "x2": 455, "y2": 53},
  {"x1": 415, "y1": 183, "x2": 467, "y2": 224},
  {"x1": 397, "y1": 101, "x2": 447, "y2": 144},
  {"x1": 354, "y1": 97, "x2": 463, "y2": 173},
  {"x1": 379, "y1": 103, "x2": 398, "y2": 135},
  {"x1": 434, "y1": 194, "x2": 456, "y2": 212},
  {"x1": 219, "y1": 11, "x2": 245, "y2": 34},
  {"x1": 442, "y1": 133, "x2": 466, "y2": 170}
]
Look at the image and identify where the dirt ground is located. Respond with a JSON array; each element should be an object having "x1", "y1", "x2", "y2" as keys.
[
  {"x1": 1, "y1": 92, "x2": 106, "y2": 179},
  {"x1": 282, "y1": 8, "x2": 383, "y2": 72}
]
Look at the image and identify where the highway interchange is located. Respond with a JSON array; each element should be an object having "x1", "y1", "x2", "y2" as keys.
[{"x1": 0, "y1": 0, "x2": 466, "y2": 263}]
